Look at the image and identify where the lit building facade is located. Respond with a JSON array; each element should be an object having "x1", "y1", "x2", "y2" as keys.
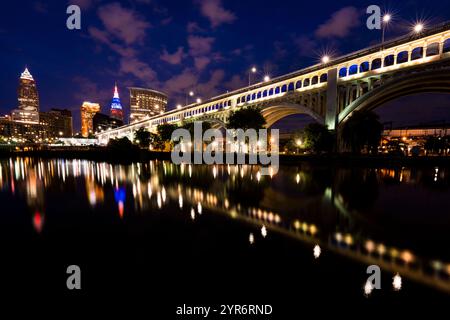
[
  {"x1": 11, "y1": 67, "x2": 40, "y2": 124},
  {"x1": 80, "y1": 102, "x2": 100, "y2": 137},
  {"x1": 110, "y1": 83, "x2": 124, "y2": 122},
  {"x1": 129, "y1": 87, "x2": 167, "y2": 123},
  {"x1": 39, "y1": 109, "x2": 73, "y2": 138}
]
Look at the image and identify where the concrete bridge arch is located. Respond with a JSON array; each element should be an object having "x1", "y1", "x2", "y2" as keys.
[
  {"x1": 338, "y1": 67, "x2": 450, "y2": 124},
  {"x1": 261, "y1": 103, "x2": 325, "y2": 128}
]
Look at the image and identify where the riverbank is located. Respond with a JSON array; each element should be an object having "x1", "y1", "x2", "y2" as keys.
[{"x1": 1, "y1": 146, "x2": 450, "y2": 167}]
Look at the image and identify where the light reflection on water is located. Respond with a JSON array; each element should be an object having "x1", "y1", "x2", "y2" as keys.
[{"x1": 1, "y1": 157, "x2": 450, "y2": 294}]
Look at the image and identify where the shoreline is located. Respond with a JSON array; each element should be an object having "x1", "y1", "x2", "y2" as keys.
[{"x1": 1, "y1": 147, "x2": 450, "y2": 167}]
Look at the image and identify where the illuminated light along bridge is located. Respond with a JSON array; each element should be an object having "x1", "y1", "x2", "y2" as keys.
[{"x1": 97, "y1": 22, "x2": 450, "y2": 144}]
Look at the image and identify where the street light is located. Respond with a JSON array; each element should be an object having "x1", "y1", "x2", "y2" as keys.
[
  {"x1": 321, "y1": 55, "x2": 330, "y2": 64},
  {"x1": 414, "y1": 23, "x2": 424, "y2": 33},
  {"x1": 381, "y1": 14, "x2": 391, "y2": 49},
  {"x1": 295, "y1": 139, "x2": 302, "y2": 154},
  {"x1": 186, "y1": 91, "x2": 195, "y2": 105},
  {"x1": 176, "y1": 104, "x2": 182, "y2": 109},
  {"x1": 264, "y1": 75, "x2": 270, "y2": 82},
  {"x1": 248, "y1": 66, "x2": 257, "y2": 86},
  {"x1": 196, "y1": 98, "x2": 202, "y2": 104}
]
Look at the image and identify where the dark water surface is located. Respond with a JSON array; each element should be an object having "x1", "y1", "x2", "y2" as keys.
[{"x1": 0, "y1": 157, "x2": 449, "y2": 314}]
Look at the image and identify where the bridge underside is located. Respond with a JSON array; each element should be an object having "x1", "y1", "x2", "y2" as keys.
[
  {"x1": 261, "y1": 103, "x2": 325, "y2": 128},
  {"x1": 338, "y1": 67, "x2": 450, "y2": 124}
]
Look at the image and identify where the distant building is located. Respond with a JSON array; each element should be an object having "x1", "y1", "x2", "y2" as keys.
[
  {"x1": 0, "y1": 115, "x2": 12, "y2": 138},
  {"x1": 80, "y1": 102, "x2": 101, "y2": 137},
  {"x1": 110, "y1": 83, "x2": 124, "y2": 122},
  {"x1": 0, "y1": 116, "x2": 42, "y2": 143},
  {"x1": 129, "y1": 87, "x2": 167, "y2": 123},
  {"x1": 39, "y1": 108, "x2": 73, "y2": 138},
  {"x1": 382, "y1": 124, "x2": 450, "y2": 156},
  {"x1": 383, "y1": 126, "x2": 450, "y2": 138},
  {"x1": 11, "y1": 67, "x2": 40, "y2": 124},
  {"x1": 93, "y1": 112, "x2": 123, "y2": 133}
]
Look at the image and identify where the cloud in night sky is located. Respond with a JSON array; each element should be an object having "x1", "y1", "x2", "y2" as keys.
[
  {"x1": 97, "y1": 2, "x2": 151, "y2": 45},
  {"x1": 316, "y1": 6, "x2": 361, "y2": 38},
  {"x1": 197, "y1": 0, "x2": 236, "y2": 27},
  {"x1": 160, "y1": 47, "x2": 186, "y2": 65}
]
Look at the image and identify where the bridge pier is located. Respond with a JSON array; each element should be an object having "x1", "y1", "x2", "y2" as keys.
[{"x1": 325, "y1": 68, "x2": 338, "y2": 130}]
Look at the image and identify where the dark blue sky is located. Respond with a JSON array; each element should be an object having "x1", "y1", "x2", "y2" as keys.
[{"x1": 1, "y1": 0, "x2": 450, "y2": 131}]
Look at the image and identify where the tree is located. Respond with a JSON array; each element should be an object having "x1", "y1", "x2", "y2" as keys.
[
  {"x1": 156, "y1": 123, "x2": 178, "y2": 151},
  {"x1": 181, "y1": 121, "x2": 212, "y2": 137},
  {"x1": 150, "y1": 133, "x2": 165, "y2": 151},
  {"x1": 227, "y1": 106, "x2": 266, "y2": 130},
  {"x1": 157, "y1": 123, "x2": 178, "y2": 141},
  {"x1": 301, "y1": 123, "x2": 335, "y2": 153},
  {"x1": 107, "y1": 136, "x2": 138, "y2": 152},
  {"x1": 342, "y1": 110, "x2": 383, "y2": 154},
  {"x1": 134, "y1": 128, "x2": 151, "y2": 148},
  {"x1": 424, "y1": 136, "x2": 448, "y2": 155}
]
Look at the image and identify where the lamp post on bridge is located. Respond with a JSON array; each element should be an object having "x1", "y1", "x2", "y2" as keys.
[
  {"x1": 185, "y1": 90, "x2": 194, "y2": 106},
  {"x1": 414, "y1": 23, "x2": 424, "y2": 34},
  {"x1": 381, "y1": 14, "x2": 391, "y2": 49},
  {"x1": 248, "y1": 66, "x2": 257, "y2": 86},
  {"x1": 248, "y1": 66, "x2": 271, "y2": 86}
]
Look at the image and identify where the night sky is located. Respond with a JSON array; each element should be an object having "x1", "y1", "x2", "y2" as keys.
[{"x1": 1, "y1": 0, "x2": 450, "y2": 132}]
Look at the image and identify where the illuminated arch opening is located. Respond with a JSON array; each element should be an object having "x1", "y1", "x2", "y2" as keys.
[
  {"x1": 339, "y1": 67, "x2": 347, "y2": 78},
  {"x1": 371, "y1": 58, "x2": 382, "y2": 70},
  {"x1": 360, "y1": 61, "x2": 369, "y2": 72},
  {"x1": 426, "y1": 42, "x2": 439, "y2": 56},
  {"x1": 411, "y1": 47, "x2": 424, "y2": 60},
  {"x1": 349, "y1": 64, "x2": 358, "y2": 75},
  {"x1": 397, "y1": 51, "x2": 408, "y2": 64},
  {"x1": 444, "y1": 39, "x2": 450, "y2": 53},
  {"x1": 384, "y1": 54, "x2": 395, "y2": 67}
]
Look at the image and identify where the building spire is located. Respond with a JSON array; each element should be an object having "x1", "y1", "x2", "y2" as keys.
[
  {"x1": 110, "y1": 81, "x2": 123, "y2": 122},
  {"x1": 20, "y1": 67, "x2": 34, "y2": 81},
  {"x1": 113, "y1": 81, "x2": 119, "y2": 99}
]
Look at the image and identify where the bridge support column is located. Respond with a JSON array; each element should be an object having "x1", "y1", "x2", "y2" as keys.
[{"x1": 325, "y1": 68, "x2": 338, "y2": 130}]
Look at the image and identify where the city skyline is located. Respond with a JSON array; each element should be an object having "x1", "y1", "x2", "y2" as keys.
[{"x1": 2, "y1": 1, "x2": 450, "y2": 132}]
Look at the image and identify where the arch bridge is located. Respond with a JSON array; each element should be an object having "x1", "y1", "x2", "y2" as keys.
[{"x1": 97, "y1": 22, "x2": 450, "y2": 144}]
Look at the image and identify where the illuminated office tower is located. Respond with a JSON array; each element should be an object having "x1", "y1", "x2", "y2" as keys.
[
  {"x1": 11, "y1": 67, "x2": 40, "y2": 124},
  {"x1": 110, "y1": 83, "x2": 124, "y2": 122},
  {"x1": 129, "y1": 87, "x2": 167, "y2": 123},
  {"x1": 80, "y1": 102, "x2": 100, "y2": 137}
]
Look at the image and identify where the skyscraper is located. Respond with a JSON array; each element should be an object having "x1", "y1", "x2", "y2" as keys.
[
  {"x1": 39, "y1": 109, "x2": 73, "y2": 138},
  {"x1": 11, "y1": 67, "x2": 40, "y2": 124},
  {"x1": 80, "y1": 102, "x2": 100, "y2": 137},
  {"x1": 129, "y1": 87, "x2": 167, "y2": 123},
  {"x1": 110, "y1": 83, "x2": 124, "y2": 122}
]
